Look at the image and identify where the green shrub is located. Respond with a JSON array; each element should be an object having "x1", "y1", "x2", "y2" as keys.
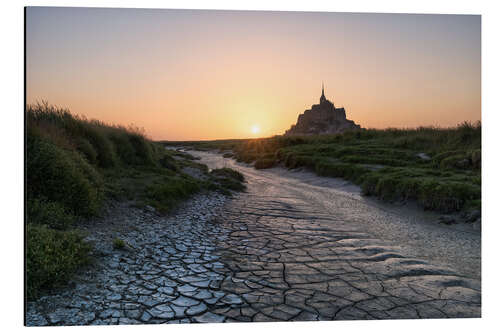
[
  {"x1": 432, "y1": 150, "x2": 464, "y2": 165},
  {"x1": 76, "y1": 138, "x2": 98, "y2": 165},
  {"x1": 113, "y1": 238, "x2": 126, "y2": 250},
  {"x1": 254, "y1": 158, "x2": 277, "y2": 169},
  {"x1": 27, "y1": 134, "x2": 102, "y2": 217},
  {"x1": 417, "y1": 180, "x2": 480, "y2": 212},
  {"x1": 373, "y1": 175, "x2": 401, "y2": 201},
  {"x1": 146, "y1": 177, "x2": 201, "y2": 213},
  {"x1": 82, "y1": 125, "x2": 118, "y2": 168},
  {"x1": 440, "y1": 154, "x2": 470, "y2": 170},
  {"x1": 129, "y1": 134, "x2": 156, "y2": 166},
  {"x1": 26, "y1": 224, "x2": 91, "y2": 300},
  {"x1": 159, "y1": 154, "x2": 179, "y2": 172},
  {"x1": 360, "y1": 172, "x2": 380, "y2": 196},
  {"x1": 468, "y1": 149, "x2": 481, "y2": 169},
  {"x1": 213, "y1": 177, "x2": 245, "y2": 192},
  {"x1": 26, "y1": 102, "x2": 163, "y2": 169},
  {"x1": 27, "y1": 199, "x2": 74, "y2": 230},
  {"x1": 110, "y1": 131, "x2": 156, "y2": 166},
  {"x1": 315, "y1": 161, "x2": 369, "y2": 183},
  {"x1": 209, "y1": 168, "x2": 246, "y2": 192},
  {"x1": 361, "y1": 171, "x2": 480, "y2": 212},
  {"x1": 235, "y1": 150, "x2": 259, "y2": 163},
  {"x1": 170, "y1": 150, "x2": 198, "y2": 160},
  {"x1": 284, "y1": 153, "x2": 316, "y2": 169},
  {"x1": 340, "y1": 155, "x2": 406, "y2": 167},
  {"x1": 464, "y1": 199, "x2": 481, "y2": 211},
  {"x1": 210, "y1": 168, "x2": 245, "y2": 182},
  {"x1": 108, "y1": 132, "x2": 136, "y2": 164}
]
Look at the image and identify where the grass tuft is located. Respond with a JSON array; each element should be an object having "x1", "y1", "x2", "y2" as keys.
[
  {"x1": 209, "y1": 168, "x2": 246, "y2": 192},
  {"x1": 26, "y1": 224, "x2": 91, "y2": 300},
  {"x1": 112, "y1": 238, "x2": 126, "y2": 250}
]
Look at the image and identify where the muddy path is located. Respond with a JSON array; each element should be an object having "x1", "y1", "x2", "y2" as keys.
[
  {"x1": 191, "y1": 150, "x2": 481, "y2": 320},
  {"x1": 193, "y1": 150, "x2": 481, "y2": 281},
  {"x1": 26, "y1": 151, "x2": 480, "y2": 326}
]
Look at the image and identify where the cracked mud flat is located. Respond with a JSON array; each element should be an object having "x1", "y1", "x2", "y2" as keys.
[{"x1": 26, "y1": 151, "x2": 481, "y2": 326}]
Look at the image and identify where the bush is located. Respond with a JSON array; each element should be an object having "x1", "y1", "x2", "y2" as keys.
[
  {"x1": 469, "y1": 149, "x2": 481, "y2": 169},
  {"x1": 254, "y1": 158, "x2": 277, "y2": 169},
  {"x1": 82, "y1": 125, "x2": 118, "y2": 168},
  {"x1": 235, "y1": 150, "x2": 259, "y2": 163},
  {"x1": 340, "y1": 155, "x2": 406, "y2": 167},
  {"x1": 159, "y1": 154, "x2": 179, "y2": 172},
  {"x1": 210, "y1": 168, "x2": 245, "y2": 182},
  {"x1": 213, "y1": 178, "x2": 246, "y2": 192},
  {"x1": 417, "y1": 180, "x2": 480, "y2": 212},
  {"x1": 26, "y1": 102, "x2": 163, "y2": 169},
  {"x1": 172, "y1": 150, "x2": 198, "y2": 160},
  {"x1": 360, "y1": 173, "x2": 380, "y2": 196},
  {"x1": 440, "y1": 154, "x2": 470, "y2": 170},
  {"x1": 113, "y1": 238, "x2": 126, "y2": 250},
  {"x1": 432, "y1": 150, "x2": 464, "y2": 165},
  {"x1": 27, "y1": 133, "x2": 102, "y2": 217},
  {"x1": 146, "y1": 177, "x2": 201, "y2": 213},
  {"x1": 27, "y1": 198, "x2": 74, "y2": 230},
  {"x1": 110, "y1": 130, "x2": 156, "y2": 166},
  {"x1": 315, "y1": 161, "x2": 369, "y2": 183},
  {"x1": 129, "y1": 134, "x2": 156, "y2": 166},
  {"x1": 284, "y1": 153, "x2": 316, "y2": 169},
  {"x1": 209, "y1": 168, "x2": 246, "y2": 192},
  {"x1": 76, "y1": 138, "x2": 98, "y2": 165},
  {"x1": 26, "y1": 224, "x2": 91, "y2": 300},
  {"x1": 361, "y1": 171, "x2": 480, "y2": 212},
  {"x1": 108, "y1": 131, "x2": 136, "y2": 164}
]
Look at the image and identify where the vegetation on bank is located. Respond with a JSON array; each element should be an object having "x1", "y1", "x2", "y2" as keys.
[
  {"x1": 26, "y1": 102, "x2": 245, "y2": 300},
  {"x1": 164, "y1": 122, "x2": 481, "y2": 214}
]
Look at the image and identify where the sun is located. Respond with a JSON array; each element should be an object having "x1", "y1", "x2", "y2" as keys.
[{"x1": 251, "y1": 125, "x2": 260, "y2": 135}]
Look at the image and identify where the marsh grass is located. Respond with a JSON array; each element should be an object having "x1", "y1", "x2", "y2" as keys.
[{"x1": 166, "y1": 122, "x2": 481, "y2": 213}]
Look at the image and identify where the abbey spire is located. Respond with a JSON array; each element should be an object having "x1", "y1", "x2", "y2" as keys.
[{"x1": 320, "y1": 82, "x2": 327, "y2": 104}]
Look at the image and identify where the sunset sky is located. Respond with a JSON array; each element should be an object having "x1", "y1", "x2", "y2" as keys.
[{"x1": 26, "y1": 7, "x2": 481, "y2": 140}]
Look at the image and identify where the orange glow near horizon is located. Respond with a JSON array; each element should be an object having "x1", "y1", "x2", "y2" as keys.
[{"x1": 26, "y1": 8, "x2": 481, "y2": 141}]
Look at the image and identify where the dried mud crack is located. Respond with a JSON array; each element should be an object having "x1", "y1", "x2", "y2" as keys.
[{"x1": 26, "y1": 155, "x2": 480, "y2": 326}]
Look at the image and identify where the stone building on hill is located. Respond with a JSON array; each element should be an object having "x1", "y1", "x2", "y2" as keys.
[{"x1": 284, "y1": 84, "x2": 361, "y2": 136}]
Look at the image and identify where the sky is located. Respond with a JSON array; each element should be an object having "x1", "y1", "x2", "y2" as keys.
[{"x1": 26, "y1": 7, "x2": 481, "y2": 140}]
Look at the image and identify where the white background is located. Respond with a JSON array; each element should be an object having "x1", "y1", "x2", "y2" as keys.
[{"x1": 1, "y1": 0, "x2": 498, "y2": 332}]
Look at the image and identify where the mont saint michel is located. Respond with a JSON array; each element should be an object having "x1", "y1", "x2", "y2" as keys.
[
  {"x1": 24, "y1": 8, "x2": 481, "y2": 327},
  {"x1": 285, "y1": 85, "x2": 361, "y2": 136}
]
